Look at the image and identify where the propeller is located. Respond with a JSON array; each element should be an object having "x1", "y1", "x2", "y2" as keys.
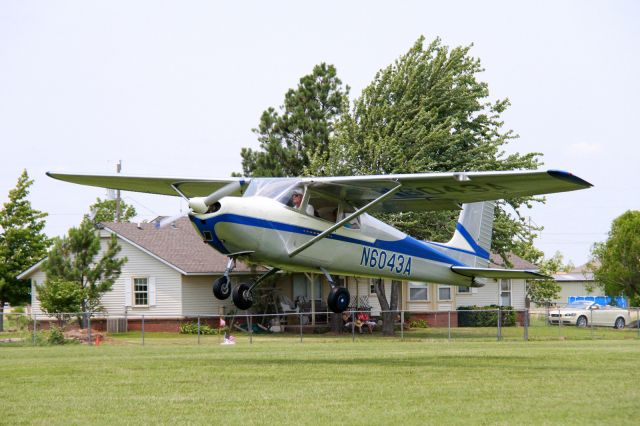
[
  {"x1": 156, "y1": 181, "x2": 246, "y2": 229},
  {"x1": 187, "y1": 181, "x2": 244, "y2": 214}
]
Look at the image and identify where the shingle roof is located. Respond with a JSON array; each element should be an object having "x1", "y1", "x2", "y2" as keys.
[
  {"x1": 102, "y1": 217, "x2": 264, "y2": 275},
  {"x1": 490, "y1": 253, "x2": 538, "y2": 270}
]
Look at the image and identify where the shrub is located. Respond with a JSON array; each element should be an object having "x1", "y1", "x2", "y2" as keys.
[
  {"x1": 409, "y1": 319, "x2": 428, "y2": 328},
  {"x1": 179, "y1": 322, "x2": 218, "y2": 335},
  {"x1": 457, "y1": 305, "x2": 516, "y2": 327},
  {"x1": 48, "y1": 326, "x2": 66, "y2": 345}
]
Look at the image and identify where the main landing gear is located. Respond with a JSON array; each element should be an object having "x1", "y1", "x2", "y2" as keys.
[
  {"x1": 213, "y1": 259, "x2": 350, "y2": 314},
  {"x1": 322, "y1": 267, "x2": 350, "y2": 313}
]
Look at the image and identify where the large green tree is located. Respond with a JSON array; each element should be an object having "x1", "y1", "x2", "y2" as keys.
[
  {"x1": 0, "y1": 170, "x2": 50, "y2": 331},
  {"x1": 89, "y1": 197, "x2": 137, "y2": 223},
  {"x1": 40, "y1": 218, "x2": 127, "y2": 327},
  {"x1": 237, "y1": 63, "x2": 350, "y2": 177},
  {"x1": 325, "y1": 37, "x2": 542, "y2": 248},
  {"x1": 591, "y1": 210, "x2": 640, "y2": 304}
]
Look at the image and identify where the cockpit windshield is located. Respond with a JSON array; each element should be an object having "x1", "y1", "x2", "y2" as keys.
[{"x1": 243, "y1": 178, "x2": 300, "y2": 204}]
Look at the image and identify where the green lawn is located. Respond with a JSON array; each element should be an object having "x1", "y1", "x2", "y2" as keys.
[{"x1": 1, "y1": 334, "x2": 639, "y2": 425}]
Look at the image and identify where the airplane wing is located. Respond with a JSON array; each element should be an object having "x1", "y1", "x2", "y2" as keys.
[
  {"x1": 46, "y1": 172, "x2": 248, "y2": 198},
  {"x1": 304, "y1": 170, "x2": 592, "y2": 212}
]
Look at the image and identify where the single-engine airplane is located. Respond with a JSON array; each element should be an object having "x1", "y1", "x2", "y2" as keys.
[{"x1": 47, "y1": 170, "x2": 592, "y2": 313}]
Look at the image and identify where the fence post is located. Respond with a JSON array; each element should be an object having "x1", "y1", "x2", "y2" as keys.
[
  {"x1": 33, "y1": 313, "x2": 37, "y2": 345},
  {"x1": 299, "y1": 312, "x2": 303, "y2": 343},
  {"x1": 558, "y1": 307, "x2": 562, "y2": 338},
  {"x1": 249, "y1": 314, "x2": 253, "y2": 344},
  {"x1": 197, "y1": 316, "x2": 201, "y2": 345},
  {"x1": 400, "y1": 310, "x2": 404, "y2": 341},
  {"x1": 142, "y1": 314, "x2": 145, "y2": 347},
  {"x1": 590, "y1": 308, "x2": 594, "y2": 340},
  {"x1": 448, "y1": 310, "x2": 451, "y2": 342},
  {"x1": 88, "y1": 314, "x2": 92, "y2": 346},
  {"x1": 497, "y1": 307, "x2": 502, "y2": 341},
  {"x1": 524, "y1": 309, "x2": 529, "y2": 341},
  {"x1": 637, "y1": 307, "x2": 639, "y2": 339}
]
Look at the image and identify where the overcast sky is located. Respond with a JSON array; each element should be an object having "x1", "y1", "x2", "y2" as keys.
[{"x1": 1, "y1": 1, "x2": 638, "y2": 266}]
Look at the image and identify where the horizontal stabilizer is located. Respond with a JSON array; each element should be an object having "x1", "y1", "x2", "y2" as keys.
[{"x1": 451, "y1": 266, "x2": 549, "y2": 280}]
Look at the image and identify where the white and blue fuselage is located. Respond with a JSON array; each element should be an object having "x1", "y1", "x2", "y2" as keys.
[{"x1": 189, "y1": 196, "x2": 479, "y2": 286}]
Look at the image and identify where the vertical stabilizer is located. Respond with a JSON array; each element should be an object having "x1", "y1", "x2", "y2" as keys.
[{"x1": 435, "y1": 201, "x2": 495, "y2": 267}]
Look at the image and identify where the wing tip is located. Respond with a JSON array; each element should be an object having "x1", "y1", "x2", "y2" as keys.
[{"x1": 547, "y1": 170, "x2": 593, "y2": 188}]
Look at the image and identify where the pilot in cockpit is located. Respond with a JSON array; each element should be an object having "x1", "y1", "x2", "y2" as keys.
[{"x1": 290, "y1": 188, "x2": 315, "y2": 216}]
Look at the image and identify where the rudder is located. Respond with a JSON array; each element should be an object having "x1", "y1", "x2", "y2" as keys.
[{"x1": 439, "y1": 201, "x2": 495, "y2": 267}]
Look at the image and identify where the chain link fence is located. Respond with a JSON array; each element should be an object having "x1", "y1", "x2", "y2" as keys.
[{"x1": 1, "y1": 306, "x2": 639, "y2": 346}]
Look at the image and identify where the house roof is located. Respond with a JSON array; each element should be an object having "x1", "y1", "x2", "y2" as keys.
[
  {"x1": 552, "y1": 263, "x2": 595, "y2": 282},
  {"x1": 489, "y1": 253, "x2": 538, "y2": 270},
  {"x1": 102, "y1": 217, "x2": 265, "y2": 275}
]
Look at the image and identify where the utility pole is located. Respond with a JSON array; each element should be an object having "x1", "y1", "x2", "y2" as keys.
[{"x1": 115, "y1": 160, "x2": 122, "y2": 222}]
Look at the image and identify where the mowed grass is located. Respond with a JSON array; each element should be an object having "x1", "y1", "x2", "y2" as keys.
[{"x1": 1, "y1": 335, "x2": 640, "y2": 425}]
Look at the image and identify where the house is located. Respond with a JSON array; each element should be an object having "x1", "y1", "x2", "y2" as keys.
[
  {"x1": 21, "y1": 218, "x2": 535, "y2": 331},
  {"x1": 550, "y1": 265, "x2": 600, "y2": 306}
]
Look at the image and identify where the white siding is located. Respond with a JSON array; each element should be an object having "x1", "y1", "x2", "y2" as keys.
[
  {"x1": 454, "y1": 279, "x2": 527, "y2": 309},
  {"x1": 29, "y1": 270, "x2": 50, "y2": 317},
  {"x1": 30, "y1": 235, "x2": 183, "y2": 318},
  {"x1": 555, "y1": 281, "x2": 598, "y2": 306},
  {"x1": 106, "y1": 237, "x2": 182, "y2": 317},
  {"x1": 510, "y1": 280, "x2": 526, "y2": 309},
  {"x1": 181, "y1": 275, "x2": 235, "y2": 316}
]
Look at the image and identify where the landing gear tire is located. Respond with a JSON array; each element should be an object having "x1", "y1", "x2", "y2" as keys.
[
  {"x1": 213, "y1": 276, "x2": 231, "y2": 300},
  {"x1": 232, "y1": 283, "x2": 253, "y2": 310},
  {"x1": 327, "y1": 287, "x2": 350, "y2": 313}
]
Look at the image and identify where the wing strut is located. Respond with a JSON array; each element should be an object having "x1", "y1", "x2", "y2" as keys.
[{"x1": 288, "y1": 183, "x2": 402, "y2": 258}]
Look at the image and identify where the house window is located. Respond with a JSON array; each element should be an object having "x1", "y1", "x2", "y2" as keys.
[
  {"x1": 500, "y1": 279, "x2": 511, "y2": 306},
  {"x1": 438, "y1": 285, "x2": 452, "y2": 301},
  {"x1": 409, "y1": 282, "x2": 428, "y2": 301},
  {"x1": 370, "y1": 278, "x2": 382, "y2": 295},
  {"x1": 458, "y1": 286, "x2": 470, "y2": 294},
  {"x1": 133, "y1": 277, "x2": 149, "y2": 306}
]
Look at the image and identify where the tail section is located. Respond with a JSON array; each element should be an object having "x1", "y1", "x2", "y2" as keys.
[
  {"x1": 431, "y1": 201, "x2": 549, "y2": 282},
  {"x1": 433, "y1": 201, "x2": 495, "y2": 267}
]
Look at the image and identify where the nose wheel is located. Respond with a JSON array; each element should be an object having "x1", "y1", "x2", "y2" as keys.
[{"x1": 213, "y1": 276, "x2": 231, "y2": 300}]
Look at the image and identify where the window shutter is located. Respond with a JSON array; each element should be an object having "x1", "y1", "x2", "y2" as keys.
[
  {"x1": 149, "y1": 277, "x2": 157, "y2": 306},
  {"x1": 124, "y1": 283, "x2": 132, "y2": 307}
]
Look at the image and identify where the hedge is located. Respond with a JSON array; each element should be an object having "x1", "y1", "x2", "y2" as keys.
[{"x1": 457, "y1": 305, "x2": 516, "y2": 327}]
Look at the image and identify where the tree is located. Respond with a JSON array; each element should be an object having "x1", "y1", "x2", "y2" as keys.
[
  {"x1": 42, "y1": 218, "x2": 127, "y2": 327},
  {"x1": 89, "y1": 197, "x2": 136, "y2": 223},
  {"x1": 591, "y1": 210, "x2": 640, "y2": 304},
  {"x1": 36, "y1": 279, "x2": 83, "y2": 327},
  {"x1": 0, "y1": 170, "x2": 50, "y2": 331},
  {"x1": 237, "y1": 63, "x2": 350, "y2": 177},
  {"x1": 526, "y1": 251, "x2": 572, "y2": 307},
  {"x1": 325, "y1": 37, "x2": 543, "y2": 323}
]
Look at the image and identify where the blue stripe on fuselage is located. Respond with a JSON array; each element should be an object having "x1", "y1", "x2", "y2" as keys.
[{"x1": 191, "y1": 213, "x2": 465, "y2": 266}]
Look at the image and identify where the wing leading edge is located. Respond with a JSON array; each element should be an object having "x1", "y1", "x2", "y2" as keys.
[
  {"x1": 304, "y1": 169, "x2": 592, "y2": 213},
  {"x1": 46, "y1": 172, "x2": 248, "y2": 198}
]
